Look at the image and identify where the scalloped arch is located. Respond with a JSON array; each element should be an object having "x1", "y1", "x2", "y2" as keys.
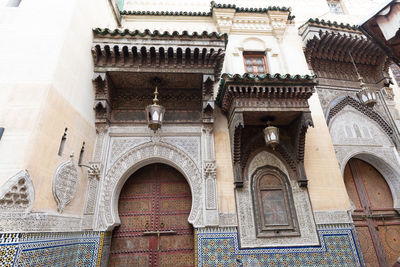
[{"x1": 98, "y1": 141, "x2": 203, "y2": 230}]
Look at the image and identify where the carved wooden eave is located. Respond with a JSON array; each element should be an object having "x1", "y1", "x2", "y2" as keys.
[
  {"x1": 91, "y1": 28, "x2": 226, "y2": 77},
  {"x1": 216, "y1": 73, "x2": 317, "y2": 188},
  {"x1": 299, "y1": 19, "x2": 389, "y2": 84}
]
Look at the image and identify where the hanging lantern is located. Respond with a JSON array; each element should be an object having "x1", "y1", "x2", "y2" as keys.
[
  {"x1": 145, "y1": 80, "x2": 165, "y2": 132},
  {"x1": 264, "y1": 122, "x2": 279, "y2": 149},
  {"x1": 349, "y1": 51, "x2": 377, "y2": 108},
  {"x1": 356, "y1": 81, "x2": 377, "y2": 107}
]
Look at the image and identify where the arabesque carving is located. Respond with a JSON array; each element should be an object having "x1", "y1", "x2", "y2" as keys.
[
  {"x1": 97, "y1": 141, "x2": 203, "y2": 230},
  {"x1": 52, "y1": 157, "x2": 79, "y2": 213}
]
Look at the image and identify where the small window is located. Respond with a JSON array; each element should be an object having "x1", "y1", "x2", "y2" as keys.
[
  {"x1": 327, "y1": 0, "x2": 344, "y2": 14},
  {"x1": 243, "y1": 53, "x2": 268, "y2": 74},
  {"x1": 252, "y1": 167, "x2": 299, "y2": 237}
]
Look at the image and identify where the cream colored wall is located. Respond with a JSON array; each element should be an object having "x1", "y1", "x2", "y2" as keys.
[
  {"x1": 214, "y1": 107, "x2": 235, "y2": 213},
  {"x1": 0, "y1": 0, "x2": 116, "y2": 215},
  {"x1": 26, "y1": 86, "x2": 95, "y2": 214},
  {"x1": 305, "y1": 94, "x2": 352, "y2": 211}
]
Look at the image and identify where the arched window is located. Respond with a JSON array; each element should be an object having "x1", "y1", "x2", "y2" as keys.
[{"x1": 252, "y1": 167, "x2": 299, "y2": 237}]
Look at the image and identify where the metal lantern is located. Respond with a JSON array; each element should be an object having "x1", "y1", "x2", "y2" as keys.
[
  {"x1": 145, "y1": 83, "x2": 165, "y2": 132},
  {"x1": 356, "y1": 82, "x2": 377, "y2": 107},
  {"x1": 349, "y1": 51, "x2": 377, "y2": 108},
  {"x1": 264, "y1": 123, "x2": 279, "y2": 149}
]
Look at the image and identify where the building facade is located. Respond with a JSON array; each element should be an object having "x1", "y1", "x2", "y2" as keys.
[{"x1": 0, "y1": 0, "x2": 399, "y2": 266}]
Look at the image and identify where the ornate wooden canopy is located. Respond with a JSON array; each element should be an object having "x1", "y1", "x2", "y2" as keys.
[
  {"x1": 91, "y1": 28, "x2": 227, "y2": 127},
  {"x1": 92, "y1": 28, "x2": 226, "y2": 77},
  {"x1": 299, "y1": 18, "x2": 389, "y2": 84},
  {"x1": 216, "y1": 73, "x2": 317, "y2": 187}
]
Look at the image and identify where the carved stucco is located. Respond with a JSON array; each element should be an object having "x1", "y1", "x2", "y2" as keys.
[
  {"x1": 0, "y1": 170, "x2": 34, "y2": 213},
  {"x1": 329, "y1": 106, "x2": 400, "y2": 211},
  {"x1": 52, "y1": 158, "x2": 79, "y2": 213},
  {"x1": 96, "y1": 141, "x2": 204, "y2": 230},
  {"x1": 236, "y1": 151, "x2": 319, "y2": 248},
  {"x1": 0, "y1": 213, "x2": 82, "y2": 232}
]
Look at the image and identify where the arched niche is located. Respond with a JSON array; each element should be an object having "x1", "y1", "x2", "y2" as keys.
[
  {"x1": 328, "y1": 104, "x2": 400, "y2": 212},
  {"x1": 235, "y1": 150, "x2": 318, "y2": 248},
  {"x1": 241, "y1": 37, "x2": 267, "y2": 51},
  {"x1": 342, "y1": 152, "x2": 400, "y2": 212},
  {"x1": 96, "y1": 141, "x2": 203, "y2": 231}
]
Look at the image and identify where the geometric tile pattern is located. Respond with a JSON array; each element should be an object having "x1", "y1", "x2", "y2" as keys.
[
  {"x1": 0, "y1": 224, "x2": 364, "y2": 266},
  {"x1": 196, "y1": 225, "x2": 364, "y2": 267},
  {"x1": 0, "y1": 244, "x2": 18, "y2": 267},
  {"x1": 0, "y1": 231, "x2": 105, "y2": 267}
]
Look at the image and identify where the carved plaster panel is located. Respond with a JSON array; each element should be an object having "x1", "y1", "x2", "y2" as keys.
[
  {"x1": 162, "y1": 136, "x2": 201, "y2": 164},
  {"x1": 0, "y1": 212, "x2": 82, "y2": 232},
  {"x1": 316, "y1": 87, "x2": 349, "y2": 116},
  {"x1": 330, "y1": 106, "x2": 393, "y2": 147},
  {"x1": 313, "y1": 210, "x2": 353, "y2": 225},
  {"x1": 52, "y1": 158, "x2": 79, "y2": 213},
  {"x1": 0, "y1": 170, "x2": 34, "y2": 213},
  {"x1": 97, "y1": 141, "x2": 204, "y2": 230},
  {"x1": 108, "y1": 137, "x2": 150, "y2": 167},
  {"x1": 219, "y1": 213, "x2": 238, "y2": 227},
  {"x1": 236, "y1": 151, "x2": 319, "y2": 248}
]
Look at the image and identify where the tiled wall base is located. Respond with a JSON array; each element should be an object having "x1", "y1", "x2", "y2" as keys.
[
  {"x1": 196, "y1": 224, "x2": 364, "y2": 267},
  {"x1": 0, "y1": 231, "x2": 110, "y2": 267},
  {"x1": 0, "y1": 225, "x2": 363, "y2": 266}
]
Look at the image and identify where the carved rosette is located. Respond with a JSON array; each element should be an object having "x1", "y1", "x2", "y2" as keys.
[{"x1": 52, "y1": 158, "x2": 79, "y2": 213}]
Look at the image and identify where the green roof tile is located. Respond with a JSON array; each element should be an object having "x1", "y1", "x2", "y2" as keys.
[
  {"x1": 121, "y1": 1, "x2": 293, "y2": 19},
  {"x1": 306, "y1": 18, "x2": 359, "y2": 31},
  {"x1": 93, "y1": 28, "x2": 227, "y2": 40}
]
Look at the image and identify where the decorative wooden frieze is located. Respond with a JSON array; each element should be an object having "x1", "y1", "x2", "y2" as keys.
[
  {"x1": 217, "y1": 73, "x2": 317, "y2": 187},
  {"x1": 217, "y1": 73, "x2": 316, "y2": 117},
  {"x1": 91, "y1": 29, "x2": 226, "y2": 77}
]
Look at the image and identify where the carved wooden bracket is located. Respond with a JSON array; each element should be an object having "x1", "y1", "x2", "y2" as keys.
[
  {"x1": 202, "y1": 75, "x2": 215, "y2": 124},
  {"x1": 93, "y1": 72, "x2": 112, "y2": 125}
]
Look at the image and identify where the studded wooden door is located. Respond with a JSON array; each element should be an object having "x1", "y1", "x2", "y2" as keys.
[
  {"x1": 344, "y1": 158, "x2": 400, "y2": 267},
  {"x1": 109, "y1": 163, "x2": 195, "y2": 267}
]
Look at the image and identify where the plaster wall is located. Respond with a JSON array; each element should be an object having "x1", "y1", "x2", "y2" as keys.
[
  {"x1": 214, "y1": 107, "x2": 235, "y2": 214},
  {"x1": 122, "y1": 16, "x2": 217, "y2": 33},
  {"x1": 0, "y1": 0, "x2": 116, "y2": 215},
  {"x1": 304, "y1": 93, "x2": 351, "y2": 211}
]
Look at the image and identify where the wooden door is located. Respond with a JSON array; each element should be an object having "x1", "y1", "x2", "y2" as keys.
[
  {"x1": 109, "y1": 163, "x2": 194, "y2": 267},
  {"x1": 344, "y1": 158, "x2": 400, "y2": 267}
]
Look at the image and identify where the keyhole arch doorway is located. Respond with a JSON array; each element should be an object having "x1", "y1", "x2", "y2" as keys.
[{"x1": 109, "y1": 163, "x2": 195, "y2": 267}]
